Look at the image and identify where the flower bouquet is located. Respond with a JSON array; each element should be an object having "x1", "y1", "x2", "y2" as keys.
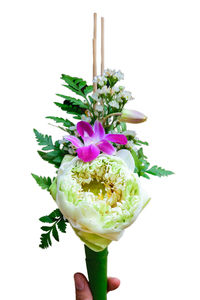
[{"x1": 32, "y1": 13, "x2": 173, "y2": 300}]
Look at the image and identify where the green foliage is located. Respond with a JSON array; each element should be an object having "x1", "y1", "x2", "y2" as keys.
[
  {"x1": 34, "y1": 129, "x2": 66, "y2": 168},
  {"x1": 54, "y1": 103, "x2": 85, "y2": 120},
  {"x1": 51, "y1": 75, "x2": 93, "y2": 121},
  {"x1": 61, "y1": 74, "x2": 93, "y2": 99},
  {"x1": 54, "y1": 93, "x2": 89, "y2": 119},
  {"x1": 39, "y1": 209, "x2": 68, "y2": 249},
  {"x1": 33, "y1": 70, "x2": 174, "y2": 250},
  {"x1": 38, "y1": 149, "x2": 64, "y2": 168},
  {"x1": 106, "y1": 76, "x2": 118, "y2": 88},
  {"x1": 146, "y1": 166, "x2": 174, "y2": 177},
  {"x1": 46, "y1": 116, "x2": 74, "y2": 128},
  {"x1": 56, "y1": 94, "x2": 88, "y2": 109},
  {"x1": 137, "y1": 149, "x2": 151, "y2": 179},
  {"x1": 57, "y1": 218, "x2": 67, "y2": 233},
  {"x1": 33, "y1": 129, "x2": 54, "y2": 151},
  {"x1": 116, "y1": 122, "x2": 127, "y2": 133},
  {"x1": 134, "y1": 139, "x2": 149, "y2": 146},
  {"x1": 39, "y1": 216, "x2": 55, "y2": 223},
  {"x1": 129, "y1": 149, "x2": 141, "y2": 172},
  {"x1": 31, "y1": 174, "x2": 52, "y2": 191},
  {"x1": 130, "y1": 147, "x2": 173, "y2": 179}
]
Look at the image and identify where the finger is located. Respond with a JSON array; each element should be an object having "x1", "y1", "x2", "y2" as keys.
[
  {"x1": 74, "y1": 273, "x2": 93, "y2": 300},
  {"x1": 107, "y1": 277, "x2": 120, "y2": 292}
]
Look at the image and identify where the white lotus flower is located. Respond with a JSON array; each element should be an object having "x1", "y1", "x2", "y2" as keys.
[{"x1": 50, "y1": 151, "x2": 150, "y2": 252}]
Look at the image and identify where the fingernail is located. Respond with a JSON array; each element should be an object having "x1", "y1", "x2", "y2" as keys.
[{"x1": 74, "y1": 274, "x2": 85, "y2": 291}]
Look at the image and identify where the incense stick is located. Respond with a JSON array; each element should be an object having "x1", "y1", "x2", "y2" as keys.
[
  {"x1": 93, "y1": 13, "x2": 97, "y2": 93},
  {"x1": 101, "y1": 17, "x2": 104, "y2": 76}
]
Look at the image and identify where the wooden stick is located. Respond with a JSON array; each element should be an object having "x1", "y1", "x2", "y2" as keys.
[
  {"x1": 93, "y1": 39, "x2": 97, "y2": 92},
  {"x1": 93, "y1": 13, "x2": 97, "y2": 93},
  {"x1": 94, "y1": 13, "x2": 97, "y2": 39},
  {"x1": 101, "y1": 17, "x2": 104, "y2": 76}
]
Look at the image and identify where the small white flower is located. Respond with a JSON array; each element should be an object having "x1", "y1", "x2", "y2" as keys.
[
  {"x1": 68, "y1": 147, "x2": 76, "y2": 155},
  {"x1": 112, "y1": 86, "x2": 120, "y2": 93},
  {"x1": 68, "y1": 126, "x2": 76, "y2": 131},
  {"x1": 114, "y1": 70, "x2": 124, "y2": 81},
  {"x1": 115, "y1": 95, "x2": 123, "y2": 103},
  {"x1": 103, "y1": 68, "x2": 116, "y2": 77},
  {"x1": 123, "y1": 130, "x2": 137, "y2": 137},
  {"x1": 116, "y1": 144, "x2": 121, "y2": 150},
  {"x1": 93, "y1": 75, "x2": 106, "y2": 86},
  {"x1": 98, "y1": 86, "x2": 110, "y2": 95},
  {"x1": 81, "y1": 115, "x2": 91, "y2": 122},
  {"x1": 102, "y1": 86, "x2": 110, "y2": 94},
  {"x1": 97, "y1": 88, "x2": 102, "y2": 94},
  {"x1": 91, "y1": 92, "x2": 99, "y2": 101},
  {"x1": 58, "y1": 139, "x2": 65, "y2": 144},
  {"x1": 95, "y1": 104, "x2": 104, "y2": 112},
  {"x1": 112, "y1": 120, "x2": 118, "y2": 127},
  {"x1": 121, "y1": 90, "x2": 133, "y2": 101},
  {"x1": 109, "y1": 100, "x2": 119, "y2": 109},
  {"x1": 99, "y1": 80, "x2": 105, "y2": 86},
  {"x1": 119, "y1": 86, "x2": 125, "y2": 91},
  {"x1": 93, "y1": 75, "x2": 100, "y2": 83}
]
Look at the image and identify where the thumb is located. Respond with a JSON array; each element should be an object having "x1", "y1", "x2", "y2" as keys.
[{"x1": 74, "y1": 273, "x2": 93, "y2": 300}]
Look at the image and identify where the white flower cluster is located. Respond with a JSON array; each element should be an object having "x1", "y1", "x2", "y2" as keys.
[
  {"x1": 58, "y1": 125, "x2": 80, "y2": 155},
  {"x1": 92, "y1": 69, "x2": 133, "y2": 113},
  {"x1": 93, "y1": 69, "x2": 124, "y2": 87},
  {"x1": 59, "y1": 136, "x2": 77, "y2": 155},
  {"x1": 103, "y1": 69, "x2": 124, "y2": 80}
]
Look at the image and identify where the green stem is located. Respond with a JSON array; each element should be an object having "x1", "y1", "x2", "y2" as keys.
[
  {"x1": 102, "y1": 112, "x2": 122, "y2": 125},
  {"x1": 85, "y1": 245, "x2": 108, "y2": 300}
]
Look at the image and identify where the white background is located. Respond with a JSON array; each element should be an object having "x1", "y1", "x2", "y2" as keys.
[{"x1": 1, "y1": 0, "x2": 200, "y2": 299}]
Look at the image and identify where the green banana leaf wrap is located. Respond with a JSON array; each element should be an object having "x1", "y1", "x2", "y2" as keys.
[{"x1": 85, "y1": 245, "x2": 108, "y2": 300}]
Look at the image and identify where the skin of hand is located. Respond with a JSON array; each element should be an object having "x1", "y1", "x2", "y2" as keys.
[{"x1": 74, "y1": 272, "x2": 120, "y2": 300}]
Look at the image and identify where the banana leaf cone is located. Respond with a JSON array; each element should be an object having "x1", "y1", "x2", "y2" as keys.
[{"x1": 85, "y1": 245, "x2": 108, "y2": 300}]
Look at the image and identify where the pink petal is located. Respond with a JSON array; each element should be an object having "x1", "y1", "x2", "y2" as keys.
[
  {"x1": 82, "y1": 136, "x2": 95, "y2": 146},
  {"x1": 93, "y1": 120, "x2": 105, "y2": 140},
  {"x1": 97, "y1": 140, "x2": 116, "y2": 155},
  {"x1": 64, "y1": 135, "x2": 83, "y2": 148},
  {"x1": 105, "y1": 134, "x2": 128, "y2": 145},
  {"x1": 77, "y1": 121, "x2": 94, "y2": 139},
  {"x1": 77, "y1": 144, "x2": 100, "y2": 162}
]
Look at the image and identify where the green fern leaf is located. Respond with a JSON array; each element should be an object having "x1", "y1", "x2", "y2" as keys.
[
  {"x1": 31, "y1": 174, "x2": 52, "y2": 191},
  {"x1": 146, "y1": 165, "x2": 174, "y2": 177},
  {"x1": 46, "y1": 116, "x2": 74, "y2": 128},
  {"x1": 33, "y1": 129, "x2": 54, "y2": 151},
  {"x1": 39, "y1": 209, "x2": 68, "y2": 249}
]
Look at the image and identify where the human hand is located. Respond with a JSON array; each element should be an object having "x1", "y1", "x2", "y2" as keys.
[{"x1": 74, "y1": 272, "x2": 120, "y2": 300}]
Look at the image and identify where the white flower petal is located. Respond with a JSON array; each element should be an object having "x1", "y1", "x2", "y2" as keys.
[{"x1": 116, "y1": 149, "x2": 135, "y2": 172}]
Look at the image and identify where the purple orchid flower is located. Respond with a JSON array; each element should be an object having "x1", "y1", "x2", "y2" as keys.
[{"x1": 64, "y1": 120, "x2": 128, "y2": 162}]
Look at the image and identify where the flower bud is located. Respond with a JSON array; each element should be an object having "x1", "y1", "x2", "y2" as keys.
[{"x1": 120, "y1": 109, "x2": 147, "y2": 124}]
